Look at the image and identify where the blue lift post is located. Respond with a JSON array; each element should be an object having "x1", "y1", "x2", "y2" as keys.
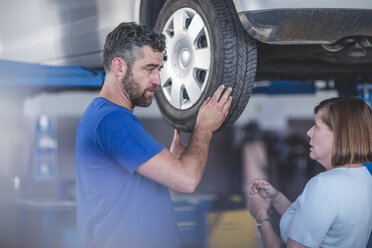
[
  {"x1": 0, "y1": 59, "x2": 104, "y2": 89},
  {"x1": 253, "y1": 80, "x2": 316, "y2": 95}
]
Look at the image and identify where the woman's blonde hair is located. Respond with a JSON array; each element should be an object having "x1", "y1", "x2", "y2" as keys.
[{"x1": 315, "y1": 97, "x2": 372, "y2": 166}]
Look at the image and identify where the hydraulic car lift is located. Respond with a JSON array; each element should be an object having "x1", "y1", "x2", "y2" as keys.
[{"x1": 0, "y1": 59, "x2": 104, "y2": 91}]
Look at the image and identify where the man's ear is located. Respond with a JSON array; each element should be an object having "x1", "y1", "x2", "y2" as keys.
[{"x1": 111, "y1": 57, "x2": 127, "y2": 78}]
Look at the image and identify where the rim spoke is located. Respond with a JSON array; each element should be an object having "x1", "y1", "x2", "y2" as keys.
[
  {"x1": 172, "y1": 9, "x2": 186, "y2": 35},
  {"x1": 186, "y1": 14, "x2": 205, "y2": 43},
  {"x1": 170, "y1": 79, "x2": 182, "y2": 108},
  {"x1": 184, "y1": 73, "x2": 202, "y2": 105},
  {"x1": 192, "y1": 48, "x2": 211, "y2": 70}
]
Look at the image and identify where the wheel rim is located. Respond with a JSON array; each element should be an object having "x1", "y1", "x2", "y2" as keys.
[{"x1": 160, "y1": 7, "x2": 211, "y2": 110}]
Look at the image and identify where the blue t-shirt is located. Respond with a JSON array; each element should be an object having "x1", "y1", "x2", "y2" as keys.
[{"x1": 75, "y1": 97, "x2": 179, "y2": 248}]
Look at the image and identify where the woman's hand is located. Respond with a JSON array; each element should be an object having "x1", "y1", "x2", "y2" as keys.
[
  {"x1": 249, "y1": 179, "x2": 291, "y2": 216},
  {"x1": 249, "y1": 179, "x2": 279, "y2": 200},
  {"x1": 248, "y1": 193, "x2": 271, "y2": 221}
]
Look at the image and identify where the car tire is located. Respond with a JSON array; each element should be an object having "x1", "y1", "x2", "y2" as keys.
[{"x1": 154, "y1": 0, "x2": 257, "y2": 132}]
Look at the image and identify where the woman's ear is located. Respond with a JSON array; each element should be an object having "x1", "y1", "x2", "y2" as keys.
[{"x1": 111, "y1": 57, "x2": 127, "y2": 78}]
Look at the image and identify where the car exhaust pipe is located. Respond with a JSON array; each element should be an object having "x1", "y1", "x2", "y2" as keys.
[{"x1": 321, "y1": 37, "x2": 372, "y2": 56}]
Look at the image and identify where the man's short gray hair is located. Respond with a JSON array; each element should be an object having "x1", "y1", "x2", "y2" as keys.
[{"x1": 103, "y1": 22, "x2": 166, "y2": 72}]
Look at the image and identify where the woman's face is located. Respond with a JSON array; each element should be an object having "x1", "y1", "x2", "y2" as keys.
[{"x1": 306, "y1": 109, "x2": 334, "y2": 170}]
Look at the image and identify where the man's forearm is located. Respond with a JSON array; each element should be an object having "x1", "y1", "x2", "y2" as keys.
[{"x1": 180, "y1": 125, "x2": 213, "y2": 188}]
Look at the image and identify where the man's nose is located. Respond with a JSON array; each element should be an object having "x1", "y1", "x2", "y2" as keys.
[{"x1": 151, "y1": 72, "x2": 161, "y2": 86}]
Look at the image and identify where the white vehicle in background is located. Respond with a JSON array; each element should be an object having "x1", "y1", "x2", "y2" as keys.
[{"x1": 1, "y1": 0, "x2": 372, "y2": 131}]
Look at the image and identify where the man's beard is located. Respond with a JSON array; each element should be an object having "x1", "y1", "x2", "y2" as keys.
[{"x1": 121, "y1": 67, "x2": 156, "y2": 108}]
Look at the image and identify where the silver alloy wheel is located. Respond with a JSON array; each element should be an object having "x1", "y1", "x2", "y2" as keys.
[{"x1": 160, "y1": 8, "x2": 211, "y2": 110}]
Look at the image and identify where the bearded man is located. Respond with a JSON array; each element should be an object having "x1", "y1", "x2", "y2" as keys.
[{"x1": 75, "y1": 22, "x2": 232, "y2": 248}]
